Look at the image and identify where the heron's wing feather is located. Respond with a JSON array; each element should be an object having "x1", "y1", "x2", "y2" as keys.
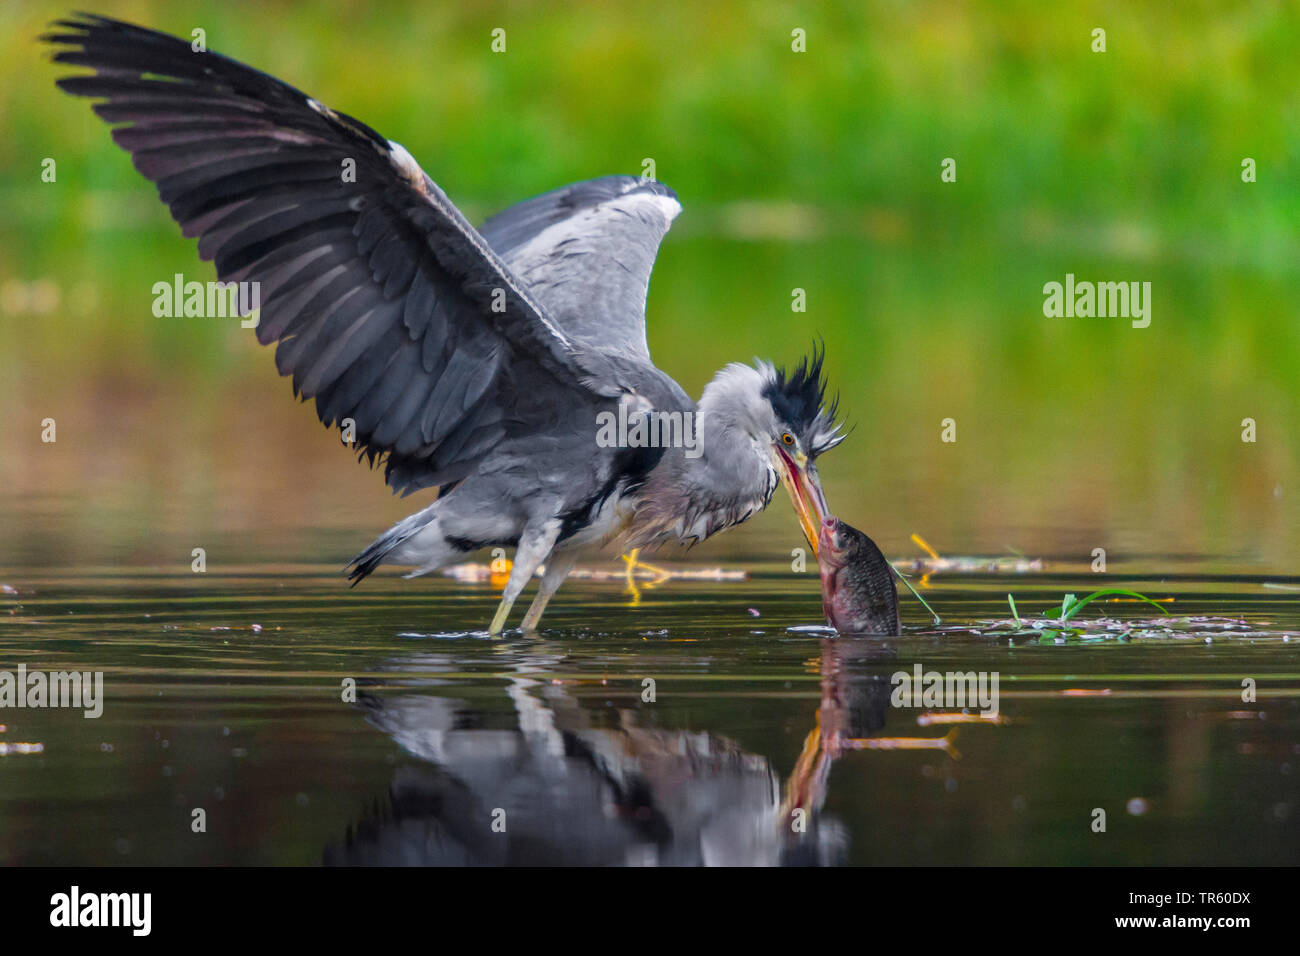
[
  {"x1": 481, "y1": 176, "x2": 681, "y2": 363},
  {"x1": 46, "y1": 13, "x2": 599, "y2": 495}
]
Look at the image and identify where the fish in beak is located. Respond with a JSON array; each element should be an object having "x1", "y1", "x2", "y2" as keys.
[{"x1": 773, "y1": 445, "x2": 830, "y2": 555}]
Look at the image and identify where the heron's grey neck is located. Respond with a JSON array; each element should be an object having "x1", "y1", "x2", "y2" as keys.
[{"x1": 629, "y1": 388, "x2": 776, "y2": 546}]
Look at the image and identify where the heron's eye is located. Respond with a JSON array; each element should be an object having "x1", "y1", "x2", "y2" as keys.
[{"x1": 781, "y1": 432, "x2": 795, "y2": 446}]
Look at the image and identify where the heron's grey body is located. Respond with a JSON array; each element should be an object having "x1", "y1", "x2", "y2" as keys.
[{"x1": 48, "y1": 14, "x2": 845, "y2": 632}]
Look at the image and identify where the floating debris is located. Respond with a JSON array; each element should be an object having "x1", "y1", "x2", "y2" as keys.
[
  {"x1": 917, "y1": 712, "x2": 1009, "y2": 726},
  {"x1": 441, "y1": 560, "x2": 746, "y2": 584},
  {"x1": 898, "y1": 533, "x2": 1045, "y2": 581},
  {"x1": 842, "y1": 729, "x2": 960, "y2": 759},
  {"x1": 397, "y1": 630, "x2": 489, "y2": 640},
  {"x1": 580, "y1": 564, "x2": 746, "y2": 583},
  {"x1": 983, "y1": 613, "x2": 1276, "y2": 643},
  {"x1": 440, "y1": 563, "x2": 509, "y2": 583},
  {"x1": 893, "y1": 555, "x2": 1046, "y2": 575},
  {"x1": 987, "y1": 588, "x2": 1186, "y2": 643},
  {"x1": 0, "y1": 741, "x2": 44, "y2": 756}
]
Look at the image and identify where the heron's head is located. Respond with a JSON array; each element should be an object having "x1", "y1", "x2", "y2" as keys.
[{"x1": 700, "y1": 345, "x2": 846, "y2": 554}]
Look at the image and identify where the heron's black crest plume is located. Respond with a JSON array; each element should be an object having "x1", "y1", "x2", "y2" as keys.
[{"x1": 762, "y1": 342, "x2": 846, "y2": 456}]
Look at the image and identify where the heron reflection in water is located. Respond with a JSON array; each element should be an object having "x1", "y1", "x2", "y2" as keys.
[{"x1": 323, "y1": 641, "x2": 969, "y2": 866}]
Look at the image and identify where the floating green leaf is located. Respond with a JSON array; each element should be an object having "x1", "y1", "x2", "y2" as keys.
[{"x1": 1057, "y1": 589, "x2": 1169, "y2": 623}]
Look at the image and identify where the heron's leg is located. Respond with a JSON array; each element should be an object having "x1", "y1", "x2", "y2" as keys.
[
  {"x1": 621, "y1": 548, "x2": 672, "y2": 584},
  {"x1": 489, "y1": 519, "x2": 561, "y2": 637},
  {"x1": 520, "y1": 550, "x2": 579, "y2": 632},
  {"x1": 621, "y1": 548, "x2": 673, "y2": 606}
]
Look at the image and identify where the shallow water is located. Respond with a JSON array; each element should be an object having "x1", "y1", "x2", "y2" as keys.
[{"x1": 1, "y1": 554, "x2": 1296, "y2": 866}]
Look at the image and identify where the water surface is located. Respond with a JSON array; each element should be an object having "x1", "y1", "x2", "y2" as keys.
[{"x1": 2, "y1": 552, "x2": 1295, "y2": 866}]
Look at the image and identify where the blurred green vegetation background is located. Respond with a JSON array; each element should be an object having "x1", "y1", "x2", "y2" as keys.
[{"x1": 1, "y1": 0, "x2": 1297, "y2": 569}]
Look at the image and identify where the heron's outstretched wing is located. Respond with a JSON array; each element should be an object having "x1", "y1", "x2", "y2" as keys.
[
  {"x1": 45, "y1": 13, "x2": 610, "y2": 495},
  {"x1": 481, "y1": 176, "x2": 681, "y2": 363}
]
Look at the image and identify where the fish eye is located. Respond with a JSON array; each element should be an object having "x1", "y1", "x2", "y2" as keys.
[{"x1": 781, "y1": 432, "x2": 795, "y2": 446}]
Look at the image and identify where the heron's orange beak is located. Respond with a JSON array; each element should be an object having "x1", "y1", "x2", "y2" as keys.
[{"x1": 774, "y1": 446, "x2": 829, "y2": 556}]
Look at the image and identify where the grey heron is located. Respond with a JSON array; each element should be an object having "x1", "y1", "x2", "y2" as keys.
[{"x1": 46, "y1": 14, "x2": 846, "y2": 634}]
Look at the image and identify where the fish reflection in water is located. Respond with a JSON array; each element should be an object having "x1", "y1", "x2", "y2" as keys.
[{"x1": 326, "y1": 642, "x2": 910, "y2": 866}]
